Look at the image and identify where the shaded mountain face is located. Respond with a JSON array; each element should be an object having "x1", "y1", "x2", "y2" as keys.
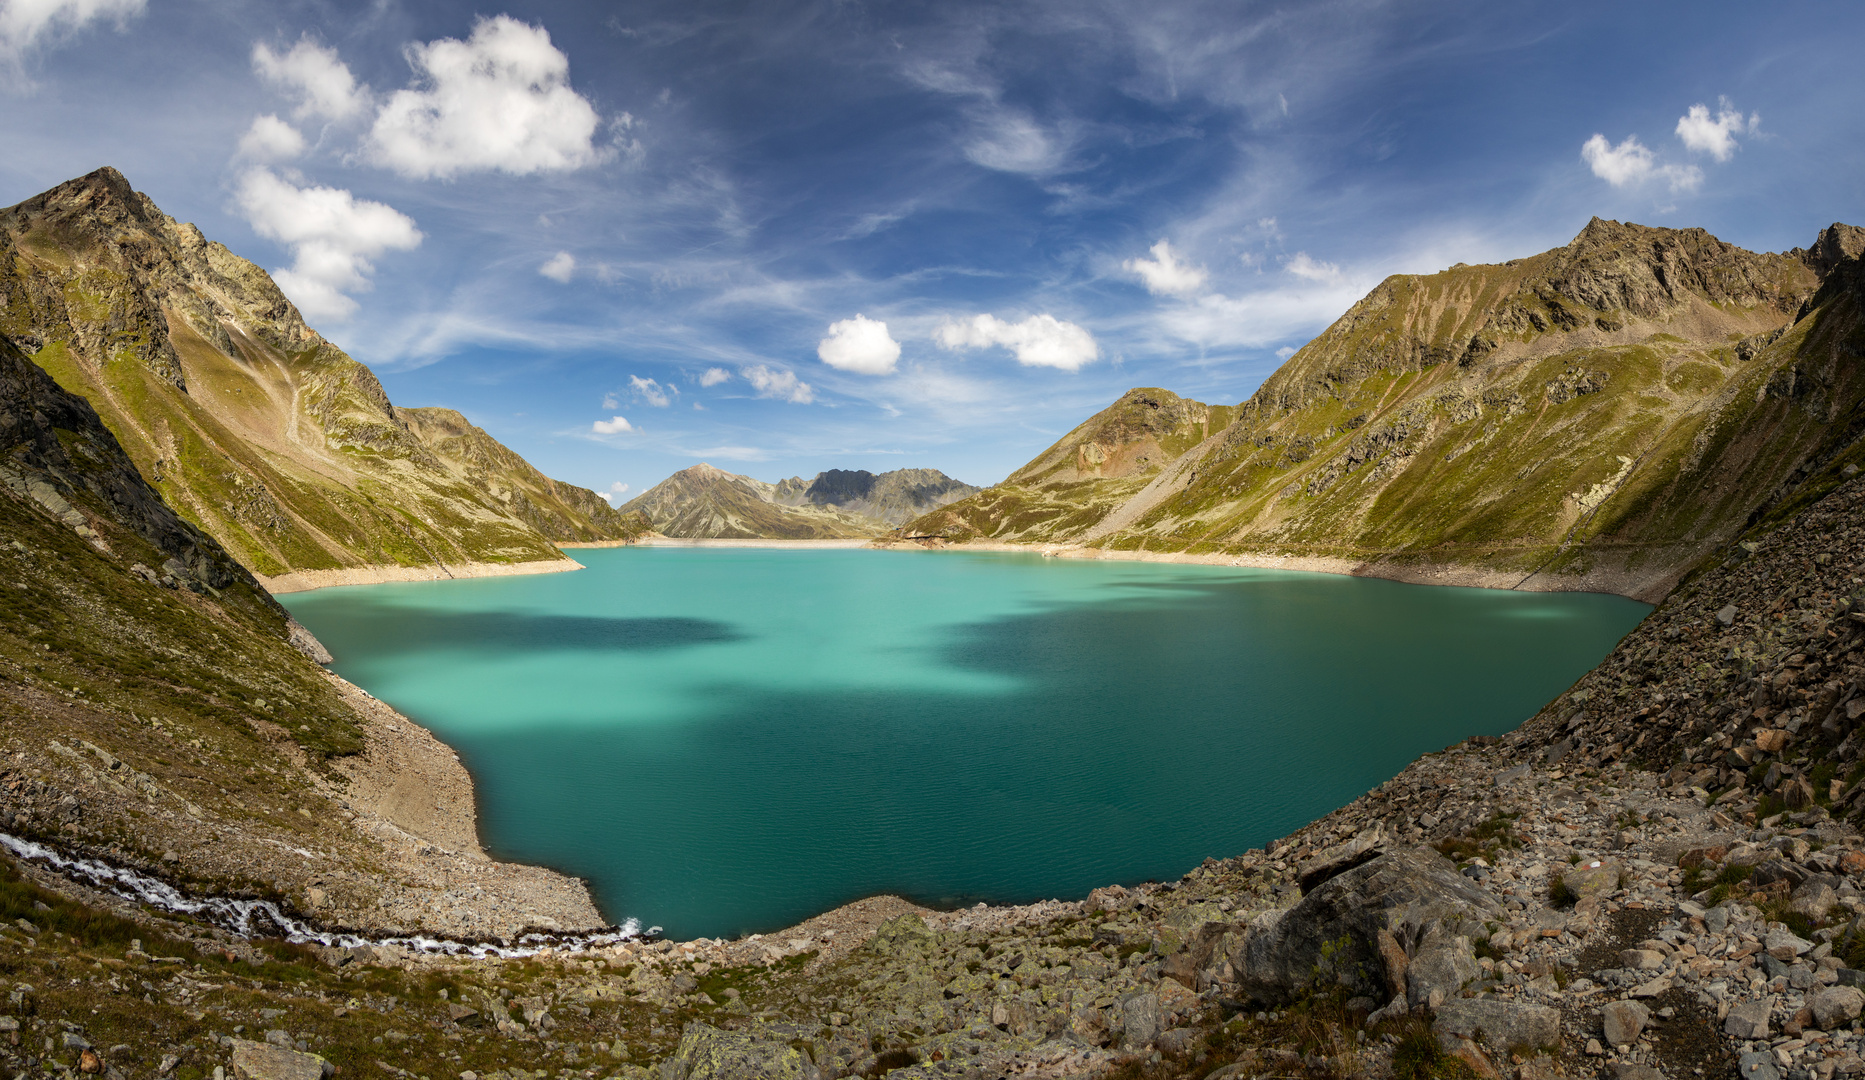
[
  {"x1": 0, "y1": 168, "x2": 646, "y2": 581},
  {"x1": 908, "y1": 219, "x2": 1865, "y2": 600},
  {"x1": 771, "y1": 467, "x2": 980, "y2": 527}
]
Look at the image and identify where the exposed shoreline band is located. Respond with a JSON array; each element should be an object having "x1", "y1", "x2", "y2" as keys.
[
  {"x1": 869, "y1": 538, "x2": 1667, "y2": 601},
  {"x1": 255, "y1": 556, "x2": 585, "y2": 595}
]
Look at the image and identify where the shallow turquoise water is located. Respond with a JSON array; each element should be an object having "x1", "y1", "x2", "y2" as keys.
[{"x1": 280, "y1": 548, "x2": 1649, "y2": 940}]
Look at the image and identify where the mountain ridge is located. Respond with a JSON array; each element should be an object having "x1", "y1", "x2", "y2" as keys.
[
  {"x1": 905, "y1": 218, "x2": 1865, "y2": 601},
  {"x1": 0, "y1": 167, "x2": 648, "y2": 584},
  {"x1": 623, "y1": 462, "x2": 976, "y2": 538}
]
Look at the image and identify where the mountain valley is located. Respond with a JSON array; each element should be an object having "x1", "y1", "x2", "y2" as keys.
[{"x1": 7, "y1": 167, "x2": 1865, "y2": 1080}]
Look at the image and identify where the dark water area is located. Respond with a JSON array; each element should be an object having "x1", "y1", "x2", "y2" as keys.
[{"x1": 282, "y1": 548, "x2": 1649, "y2": 940}]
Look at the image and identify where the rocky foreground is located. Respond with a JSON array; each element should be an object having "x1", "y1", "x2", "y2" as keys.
[{"x1": 10, "y1": 477, "x2": 1865, "y2": 1080}]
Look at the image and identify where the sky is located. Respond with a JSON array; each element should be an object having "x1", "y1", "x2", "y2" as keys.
[{"x1": 2, "y1": 1, "x2": 1862, "y2": 499}]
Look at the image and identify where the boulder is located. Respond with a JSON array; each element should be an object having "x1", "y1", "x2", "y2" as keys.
[
  {"x1": 1620, "y1": 949, "x2": 1665, "y2": 971},
  {"x1": 1117, "y1": 990, "x2": 1161, "y2": 1050},
  {"x1": 1791, "y1": 876, "x2": 1840, "y2": 921},
  {"x1": 1809, "y1": 986, "x2": 1865, "y2": 1030},
  {"x1": 228, "y1": 1040, "x2": 330, "y2": 1080},
  {"x1": 1558, "y1": 859, "x2": 1619, "y2": 901},
  {"x1": 1724, "y1": 997, "x2": 1774, "y2": 1039},
  {"x1": 1296, "y1": 824, "x2": 1386, "y2": 894},
  {"x1": 1601, "y1": 1000, "x2": 1650, "y2": 1047},
  {"x1": 1765, "y1": 926, "x2": 1814, "y2": 957},
  {"x1": 1433, "y1": 999, "x2": 1560, "y2": 1054},
  {"x1": 658, "y1": 1023, "x2": 809, "y2": 1080},
  {"x1": 1225, "y1": 847, "x2": 1501, "y2": 1004},
  {"x1": 1738, "y1": 1051, "x2": 1782, "y2": 1080},
  {"x1": 870, "y1": 913, "x2": 935, "y2": 957},
  {"x1": 1407, "y1": 932, "x2": 1479, "y2": 1010}
]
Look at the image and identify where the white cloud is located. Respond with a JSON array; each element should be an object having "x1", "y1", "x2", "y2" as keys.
[
  {"x1": 1675, "y1": 98, "x2": 1757, "y2": 162},
  {"x1": 935, "y1": 313, "x2": 1099, "y2": 371},
  {"x1": 233, "y1": 167, "x2": 422, "y2": 323},
  {"x1": 602, "y1": 481, "x2": 630, "y2": 504},
  {"x1": 630, "y1": 374, "x2": 675, "y2": 407},
  {"x1": 698, "y1": 367, "x2": 731, "y2": 387},
  {"x1": 592, "y1": 416, "x2": 633, "y2": 435},
  {"x1": 252, "y1": 38, "x2": 369, "y2": 123},
  {"x1": 1580, "y1": 134, "x2": 1702, "y2": 192},
  {"x1": 1124, "y1": 239, "x2": 1207, "y2": 297},
  {"x1": 1275, "y1": 345, "x2": 1297, "y2": 359},
  {"x1": 964, "y1": 111, "x2": 1066, "y2": 174},
  {"x1": 366, "y1": 15, "x2": 603, "y2": 180},
  {"x1": 1284, "y1": 252, "x2": 1343, "y2": 284},
  {"x1": 539, "y1": 251, "x2": 575, "y2": 282},
  {"x1": 236, "y1": 114, "x2": 306, "y2": 162},
  {"x1": 817, "y1": 314, "x2": 901, "y2": 375},
  {"x1": 742, "y1": 364, "x2": 815, "y2": 404},
  {"x1": 0, "y1": 0, "x2": 142, "y2": 66}
]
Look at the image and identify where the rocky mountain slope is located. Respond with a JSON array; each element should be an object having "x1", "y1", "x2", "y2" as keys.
[
  {"x1": 907, "y1": 219, "x2": 1865, "y2": 600},
  {"x1": 622, "y1": 463, "x2": 975, "y2": 538},
  {"x1": 772, "y1": 468, "x2": 979, "y2": 528},
  {"x1": 0, "y1": 167, "x2": 647, "y2": 583},
  {"x1": 0, "y1": 331, "x2": 603, "y2": 942}
]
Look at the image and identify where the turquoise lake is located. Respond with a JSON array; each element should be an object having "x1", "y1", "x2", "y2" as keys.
[{"x1": 279, "y1": 547, "x2": 1649, "y2": 940}]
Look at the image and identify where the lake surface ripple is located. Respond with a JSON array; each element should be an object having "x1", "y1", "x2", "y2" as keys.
[{"x1": 281, "y1": 548, "x2": 1649, "y2": 939}]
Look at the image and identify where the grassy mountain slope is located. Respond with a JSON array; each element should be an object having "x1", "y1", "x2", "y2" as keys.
[
  {"x1": 0, "y1": 167, "x2": 644, "y2": 580},
  {"x1": 621, "y1": 463, "x2": 879, "y2": 539},
  {"x1": 909, "y1": 219, "x2": 1865, "y2": 599},
  {"x1": 0, "y1": 331, "x2": 599, "y2": 937},
  {"x1": 770, "y1": 467, "x2": 979, "y2": 527}
]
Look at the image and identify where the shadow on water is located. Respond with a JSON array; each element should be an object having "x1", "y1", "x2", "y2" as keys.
[
  {"x1": 449, "y1": 574, "x2": 1647, "y2": 940},
  {"x1": 307, "y1": 611, "x2": 742, "y2": 662}
]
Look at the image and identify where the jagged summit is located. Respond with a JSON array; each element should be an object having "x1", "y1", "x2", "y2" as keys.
[{"x1": 624, "y1": 463, "x2": 977, "y2": 538}]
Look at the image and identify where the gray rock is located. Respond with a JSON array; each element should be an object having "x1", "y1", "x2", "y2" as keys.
[
  {"x1": 1407, "y1": 933, "x2": 1478, "y2": 1010},
  {"x1": 1724, "y1": 996, "x2": 1774, "y2": 1039},
  {"x1": 1432, "y1": 999, "x2": 1560, "y2": 1053},
  {"x1": 1118, "y1": 990, "x2": 1160, "y2": 1050},
  {"x1": 1718, "y1": 605, "x2": 1739, "y2": 627},
  {"x1": 1738, "y1": 1051, "x2": 1782, "y2": 1080},
  {"x1": 657, "y1": 1023, "x2": 808, "y2": 1080},
  {"x1": 1809, "y1": 985, "x2": 1865, "y2": 1029},
  {"x1": 1296, "y1": 824, "x2": 1386, "y2": 894},
  {"x1": 228, "y1": 1040, "x2": 330, "y2": 1080},
  {"x1": 1601, "y1": 1000, "x2": 1649, "y2": 1047},
  {"x1": 1765, "y1": 926, "x2": 1813, "y2": 956},
  {"x1": 1838, "y1": 968, "x2": 1865, "y2": 988},
  {"x1": 1227, "y1": 847, "x2": 1501, "y2": 1004}
]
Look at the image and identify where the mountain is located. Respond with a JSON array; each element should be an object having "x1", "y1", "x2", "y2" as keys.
[
  {"x1": 0, "y1": 331, "x2": 601, "y2": 938},
  {"x1": 770, "y1": 467, "x2": 979, "y2": 526},
  {"x1": 907, "y1": 218, "x2": 1865, "y2": 600},
  {"x1": 623, "y1": 463, "x2": 976, "y2": 538},
  {"x1": 0, "y1": 167, "x2": 648, "y2": 585}
]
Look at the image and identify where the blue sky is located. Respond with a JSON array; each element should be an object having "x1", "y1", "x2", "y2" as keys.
[{"x1": 3, "y1": 1, "x2": 1861, "y2": 498}]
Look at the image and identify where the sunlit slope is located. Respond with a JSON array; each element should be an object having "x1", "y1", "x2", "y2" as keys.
[
  {"x1": 908, "y1": 219, "x2": 1865, "y2": 599},
  {"x1": 0, "y1": 167, "x2": 644, "y2": 579}
]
